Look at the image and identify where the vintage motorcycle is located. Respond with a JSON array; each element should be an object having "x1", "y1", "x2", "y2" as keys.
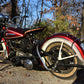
[{"x1": 0, "y1": 14, "x2": 84, "y2": 78}]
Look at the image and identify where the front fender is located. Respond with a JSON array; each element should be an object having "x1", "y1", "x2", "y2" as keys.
[
  {"x1": 41, "y1": 32, "x2": 84, "y2": 62},
  {"x1": 2, "y1": 38, "x2": 9, "y2": 58}
]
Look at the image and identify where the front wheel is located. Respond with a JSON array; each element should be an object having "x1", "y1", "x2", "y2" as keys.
[{"x1": 41, "y1": 38, "x2": 78, "y2": 78}]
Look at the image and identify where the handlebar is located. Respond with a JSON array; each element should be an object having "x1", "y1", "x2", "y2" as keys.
[
  {"x1": 11, "y1": 15, "x2": 29, "y2": 21},
  {"x1": 0, "y1": 14, "x2": 29, "y2": 29}
]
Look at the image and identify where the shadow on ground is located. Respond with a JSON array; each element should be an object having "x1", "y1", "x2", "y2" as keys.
[{"x1": 73, "y1": 69, "x2": 84, "y2": 84}]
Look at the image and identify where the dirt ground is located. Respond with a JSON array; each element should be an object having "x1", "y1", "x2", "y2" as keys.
[{"x1": 0, "y1": 63, "x2": 76, "y2": 84}]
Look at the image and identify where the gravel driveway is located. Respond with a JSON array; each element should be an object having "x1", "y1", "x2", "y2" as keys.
[{"x1": 0, "y1": 63, "x2": 76, "y2": 84}]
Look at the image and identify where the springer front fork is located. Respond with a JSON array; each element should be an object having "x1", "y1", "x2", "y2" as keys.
[{"x1": 0, "y1": 39, "x2": 9, "y2": 59}]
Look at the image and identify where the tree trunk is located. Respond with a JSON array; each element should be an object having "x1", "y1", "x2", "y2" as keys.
[
  {"x1": 11, "y1": 0, "x2": 17, "y2": 23},
  {"x1": 39, "y1": 0, "x2": 43, "y2": 22},
  {"x1": 81, "y1": 2, "x2": 84, "y2": 39},
  {"x1": 52, "y1": 0, "x2": 57, "y2": 20}
]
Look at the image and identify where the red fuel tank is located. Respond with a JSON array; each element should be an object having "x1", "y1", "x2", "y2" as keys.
[{"x1": 5, "y1": 27, "x2": 25, "y2": 39}]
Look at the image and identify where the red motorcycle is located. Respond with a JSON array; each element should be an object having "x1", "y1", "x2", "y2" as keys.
[{"x1": 0, "y1": 14, "x2": 84, "y2": 78}]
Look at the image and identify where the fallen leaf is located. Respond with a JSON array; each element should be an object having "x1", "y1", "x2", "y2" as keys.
[
  {"x1": 57, "y1": 80, "x2": 60, "y2": 82},
  {"x1": 0, "y1": 75, "x2": 3, "y2": 78},
  {"x1": 41, "y1": 81, "x2": 43, "y2": 84},
  {"x1": 7, "y1": 71, "x2": 12, "y2": 74},
  {"x1": 23, "y1": 74, "x2": 30, "y2": 77},
  {"x1": 50, "y1": 73, "x2": 54, "y2": 77}
]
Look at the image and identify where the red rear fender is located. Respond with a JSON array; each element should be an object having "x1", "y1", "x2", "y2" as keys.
[{"x1": 42, "y1": 32, "x2": 84, "y2": 61}]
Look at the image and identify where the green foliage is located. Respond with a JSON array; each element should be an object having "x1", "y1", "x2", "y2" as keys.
[
  {"x1": 34, "y1": 11, "x2": 79, "y2": 40},
  {"x1": 69, "y1": 27, "x2": 80, "y2": 37},
  {"x1": 34, "y1": 21, "x2": 53, "y2": 40},
  {"x1": 53, "y1": 16, "x2": 69, "y2": 32},
  {"x1": 35, "y1": 15, "x2": 70, "y2": 40}
]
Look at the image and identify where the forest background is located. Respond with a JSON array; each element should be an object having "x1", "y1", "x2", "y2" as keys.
[{"x1": 0, "y1": 0, "x2": 84, "y2": 40}]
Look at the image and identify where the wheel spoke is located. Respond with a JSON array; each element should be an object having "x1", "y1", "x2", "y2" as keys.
[
  {"x1": 58, "y1": 42, "x2": 63, "y2": 60},
  {"x1": 58, "y1": 55, "x2": 77, "y2": 60}
]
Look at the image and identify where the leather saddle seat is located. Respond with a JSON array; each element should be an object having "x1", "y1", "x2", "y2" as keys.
[
  {"x1": 7, "y1": 27, "x2": 45, "y2": 36},
  {"x1": 23, "y1": 27, "x2": 45, "y2": 35}
]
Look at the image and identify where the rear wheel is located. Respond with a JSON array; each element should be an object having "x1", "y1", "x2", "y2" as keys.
[{"x1": 42, "y1": 38, "x2": 78, "y2": 78}]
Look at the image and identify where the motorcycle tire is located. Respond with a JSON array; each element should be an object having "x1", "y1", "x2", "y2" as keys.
[{"x1": 41, "y1": 37, "x2": 79, "y2": 78}]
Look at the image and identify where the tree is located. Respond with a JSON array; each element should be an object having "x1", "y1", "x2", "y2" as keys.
[
  {"x1": 0, "y1": 0, "x2": 19, "y2": 21},
  {"x1": 10, "y1": 0, "x2": 18, "y2": 23},
  {"x1": 0, "y1": 2, "x2": 11, "y2": 16},
  {"x1": 39, "y1": 0, "x2": 44, "y2": 22},
  {"x1": 81, "y1": 2, "x2": 84, "y2": 39},
  {"x1": 35, "y1": 0, "x2": 70, "y2": 40}
]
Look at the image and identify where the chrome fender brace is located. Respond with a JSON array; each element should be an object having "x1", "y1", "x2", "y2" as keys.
[{"x1": 36, "y1": 45, "x2": 50, "y2": 70}]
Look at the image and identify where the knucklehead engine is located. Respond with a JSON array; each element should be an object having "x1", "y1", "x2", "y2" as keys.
[{"x1": 5, "y1": 27, "x2": 40, "y2": 69}]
